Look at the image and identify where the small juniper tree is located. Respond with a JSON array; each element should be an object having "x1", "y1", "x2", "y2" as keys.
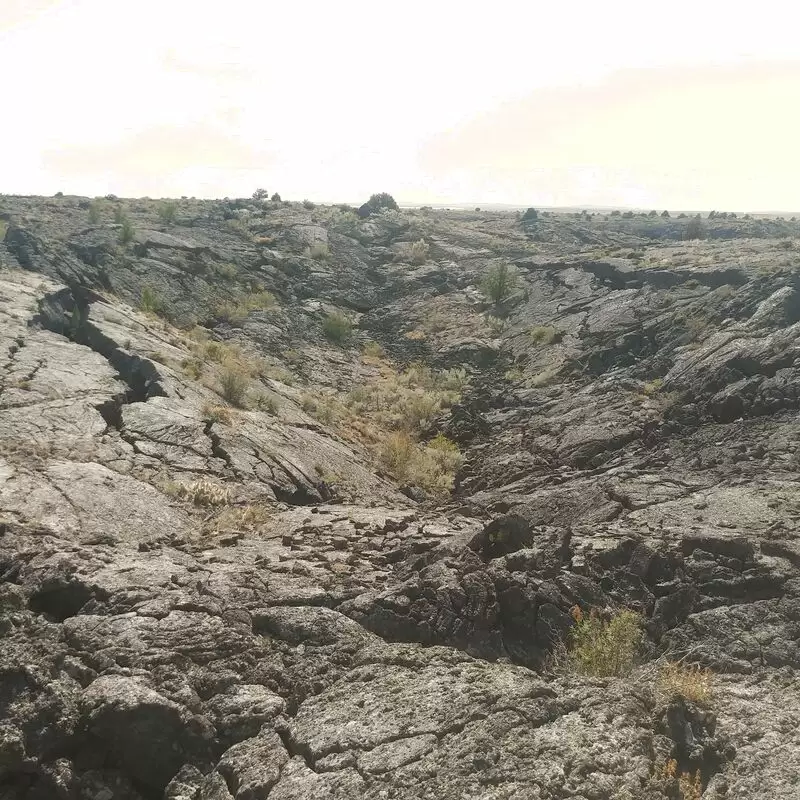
[
  {"x1": 686, "y1": 215, "x2": 708, "y2": 240},
  {"x1": 482, "y1": 263, "x2": 518, "y2": 305},
  {"x1": 357, "y1": 193, "x2": 398, "y2": 218}
]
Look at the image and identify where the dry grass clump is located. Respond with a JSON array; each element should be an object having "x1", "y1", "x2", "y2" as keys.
[
  {"x1": 157, "y1": 200, "x2": 178, "y2": 223},
  {"x1": 301, "y1": 358, "x2": 469, "y2": 496},
  {"x1": 201, "y1": 403, "x2": 233, "y2": 425},
  {"x1": 658, "y1": 661, "x2": 714, "y2": 706},
  {"x1": 641, "y1": 378, "x2": 663, "y2": 396},
  {"x1": 183, "y1": 337, "x2": 267, "y2": 410},
  {"x1": 379, "y1": 431, "x2": 416, "y2": 478},
  {"x1": 166, "y1": 479, "x2": 232, "y2": 507},
  {"x1": 485, "y1": 315, "x2": 506, "y2": 336},
  {"x1": 252, "y1": 393, "x2": 280, "y2": 415},
  {"x1": 203, "y1": 504, "x2": 272, "y2": 535},
  {"x1": 212, "y1": 290, "x2": 276, "y2": 326},
  {"x1": 656, "y1": 759, "x2": 703, "y2": 800},
  {"x1": 377, "y1": 432, "x2": 462, "y2": 495}
]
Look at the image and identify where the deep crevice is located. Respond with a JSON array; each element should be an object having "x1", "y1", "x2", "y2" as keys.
[
  {"x1": 203, "y1": 421, "x2": 234, "y2": 469},
  {"x1": 33, "y1": 286, "x2": 168, "y2": 407}
]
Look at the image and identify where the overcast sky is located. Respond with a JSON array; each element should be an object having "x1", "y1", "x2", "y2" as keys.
[{"x1": 3, "y1": 0, "x2": 800, "y2": 210}]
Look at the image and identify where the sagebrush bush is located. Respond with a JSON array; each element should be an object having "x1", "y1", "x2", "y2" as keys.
[
  {"x1": 323, "y1": 312, "x2": 352, "y2": 343},
  {"x1": 410, "y1": 239, "x2": 430, "y2": 265},
  {"x1": 253, "y1": 394, "x2": 279, "y2": 415},
  {"x1": 565, "y1": 607, "x2": 643, "y2": 677},
  {"x1": 309, "y1": 241, "x2": 330, "y2": 260},
  {"x1": 428, "y1": 433, "x2": 463, "y2": 473},
  {"x1": 379, "y1": 432, "x2": 415, "y2": 479},
  {"x1": 439, "y1": 367, "x2": 468, "y2": 392},
  {"x1": 157, "y1": 201, "x2": 178, "y2": 223},
  {"x1": 362, "y1": 340, "x2": 385, "y2": 359},
  {"x1": 139, "y1": 286, "x2": 165, "y2": 316},
  {"x1": 529, "y1": 325, "x2": 560, "y2": 345},
  {"x1": 88, "y1": 199, "x2": 104, "y2": 224},
  {"x1": 119, "y1": 216, "x2": 135, "y2": 245},
  {"x1": 399, "y1": 391, "x2": 441, "y2": 431},
  {"x1": 220, "y1": 366, "x2": 249, "y2": 407},
  {"x1": 212, "y1": 263, "x2": 238, "y2": 280}
]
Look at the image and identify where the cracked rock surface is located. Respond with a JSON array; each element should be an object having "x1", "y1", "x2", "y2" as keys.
[{"x1": 3, "y1": 197, "x2": 800, "y2": 798}]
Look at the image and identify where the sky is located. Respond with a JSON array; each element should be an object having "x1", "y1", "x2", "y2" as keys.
[{"x1": 2, "y1": 0, "x2": 800, "y2": 210}]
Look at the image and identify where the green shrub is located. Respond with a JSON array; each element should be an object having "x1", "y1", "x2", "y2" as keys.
[
  {"x1": 379, "y1": 432, "x2": 415, "y2": 479},
  {"x1": 529, "y1": 325, "x2": 560, "y2": 345},
  {"x1": 410, "y1": 239, "x2": 430, "y2": 265},
  {"x1": 270, "y1": 192, "x2": 281, "y2": 202},
  {"x1": 157, "y1": 200, "x2": 178, "y2": 224},
  {"x1": 686, "y1": 215, "x2": 707, "y2": 240},
  {"x1": 252, "y1": 188, "x2": 268, "y2": 201},
  {"x1": 212, "y1": 263, "x2": 239, "y2": 280},
  {"x1": 428, "y1": 433, "x2": 462, "y2": 472},
  {"x1": 220, "y1": 367, "x2": 249, "y2": 407},
  {"x1": 309, "y1": 241, "x2": 330, "y2": 260},
  {"x1": 481, "y1": 263, "x2": 518, "y2": 305},
  {"x1": 225, "y1": 218, "x2": 251, "y2": 238},
  {"x1": 486, "y1": 315, "x2": 506, "y2": 336},
  {"x1": 358, "y1": 192, "x2": 398, "y2": 218},
  {"x1": 119, "y1": 216, "x2": 135, "y2": 244},
  {"x1": 399, "y1": 391, "x2": 441, "y2": 431},
  {"x1": 212, "y1": 291, "x2": 276, "y2": 326},
  {"x1": 565, "y1": 608, "x2": 643, "y2": 677},
  {"x1": 362, "y1": 340, "x2": 385, "y2": 358},
  {"x1": 439, "y1": 367, "x2": 468, "y2": 392},
  {"x1": 139, "y1": 286, "x2": 165, "y2": 315},
  {"x1": 88, "y1": 199, "x2": 104, "y2": 224},
  {"x1": 323, "y1": 312, "x2": 352, "y2": 343},
  {"x1": 302, "y1": 199, "x2": 316, "y2": 210}
]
